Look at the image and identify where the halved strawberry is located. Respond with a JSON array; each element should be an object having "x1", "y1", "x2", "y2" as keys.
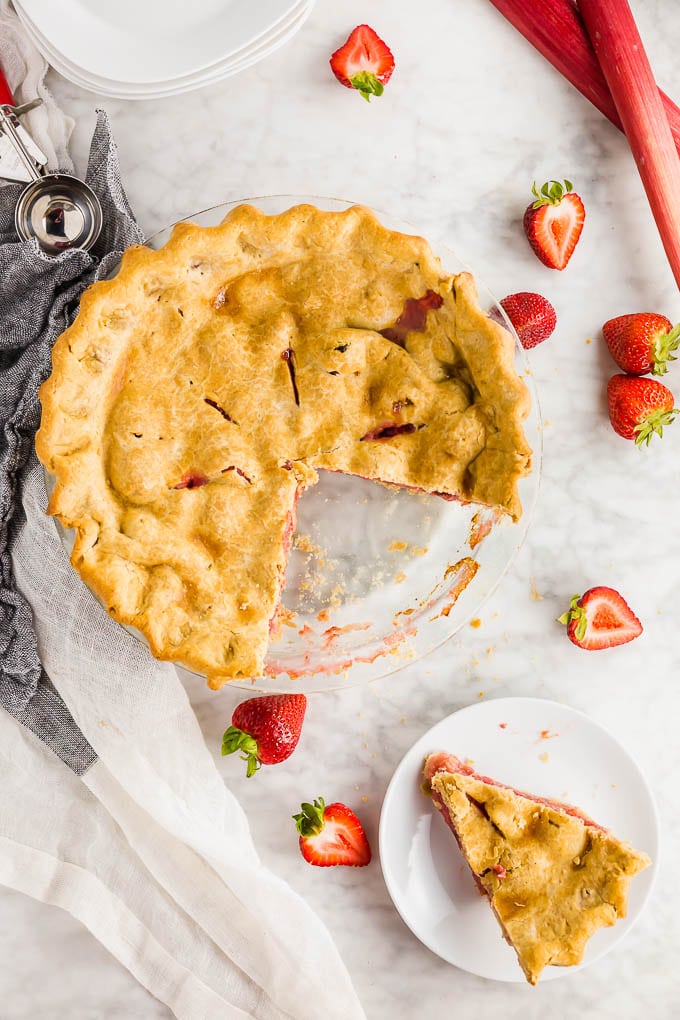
[
  {"x1": 603, "y1": 313, "x2": 680, "y2": 376},
  {"x1": 523, "y1": 180, "x2": 585, "y2": 270},
  {"x1": 558, "y1": 587, "x2": 642, "y2": 650},
  {"x1": 499, "y1": 291, "x2": 557, "y2": 349},
  {"x1": 222, "y1": 694, "x2": 306, "y2": 777},
  {"x1": 607, "y1": 374, "x2": 678, "y2": 445},
  {"x1": 330, "y1": 25, "x2": 394, "y2": 102},
  {"x1": 293, "y1": 797, "x2": 371, "y2": 867}
]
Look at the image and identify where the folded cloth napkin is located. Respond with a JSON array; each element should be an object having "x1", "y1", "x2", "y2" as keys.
[{"x1": 0, "y1": 28, "x2": 365, "y2": 1020}]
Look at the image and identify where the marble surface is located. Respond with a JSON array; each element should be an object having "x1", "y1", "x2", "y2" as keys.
[{"x1": 2, "y1": 0, "x2": 680, "y2": 1016}]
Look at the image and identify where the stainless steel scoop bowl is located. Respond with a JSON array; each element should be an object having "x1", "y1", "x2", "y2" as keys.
[{"x1": 13, "y1": 171, "x2": 103, "y2": 255}]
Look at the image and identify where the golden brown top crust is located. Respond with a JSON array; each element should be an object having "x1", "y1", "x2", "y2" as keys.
[
  {"x1": 429, "y1": 769, "x2": 650, "y2": 985},
  {"x1": 36, "y1": 203, "x2": 531, "y2": 685}
]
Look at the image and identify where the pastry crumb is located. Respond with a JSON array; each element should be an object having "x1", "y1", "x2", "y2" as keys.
[
  {"x1": 411, "y1": 545, "x2": 428, "y2": 557},
  {"x1": 538, "y1": 752, "x2": 550, "y2": 764},
  {"x1": 530, "y1": 576, "x2": 543, "y2": 601},
  {"x1": 317, "y1": 609, "x2": 329, "y2": 622},
  {"x1": 477, "y1": 690, "x2": 484, "y2": 698},
  {"x1": 361, "y1": 796, "x2": 369, "y2": 803},
  {"x1": 388, "y1": 540, "x2": 408, "y2": 552},
  {"x1": 539, "y1": 729, "x2": 558, "y2": 740},
  {"x1": 470, "y1": 617, "x2": 481, "y2": 628},
  {"x1": 585, "y1": 337, "x2": 592, "y2": 344},
  {"x1": 395, "y1": 571, "x2": 407, "y2": 584},
  {"x1": 499, "y1": 722, "x2": 507, "y2": 729}
]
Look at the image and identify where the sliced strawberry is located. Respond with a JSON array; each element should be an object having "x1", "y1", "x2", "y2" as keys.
[
  {"x1": 294, "y1": 797, "x2": 371, "y2": 867},
  {"x1": 330, "y1": 25, "x2": 395, "y2": 102},
  {"x1": 523, "y1": 179, "x2": 585, "y2": 270},
  {"x1": 558, "y1": 587, "x2": 642, "y2": 650},
  {"x1": 222, "y1": 693, "x2": 306, "y2": 777},
  {"x1": 603, "y1": 313, "x2": 680, "y2": 376},
  {"x1": 499, "y1": 291, "x2": 557, "y2": 349},
  {"x1": 607, "y1": 374, "x2": 678, "y2": 445}
]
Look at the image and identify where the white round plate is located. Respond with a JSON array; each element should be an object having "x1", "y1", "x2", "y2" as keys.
[
  {"x1": 15, "y1": 0, "x2": 302, "y2": 84},
  {"x1": 379, "y1": 697, "x2": 658, "y2": 983},
  {"x1": 18, "y1": 1, "x2": 312, "y2": 100}
]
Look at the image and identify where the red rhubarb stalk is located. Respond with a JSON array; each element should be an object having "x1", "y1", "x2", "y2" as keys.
[
  {"x1": 487, "y1": 0, "x2": 680, "y2": 157},
  {"x1": 579, "y1": 0, "x2": 680, "y2": 289}
]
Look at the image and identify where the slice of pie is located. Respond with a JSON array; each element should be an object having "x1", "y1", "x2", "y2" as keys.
[
  {"x1": 423, "y1": 752, "x2": 650, "y2": 985},
  {"x1": 36, "y1": 203, "x2": 532, "y2": 686}
]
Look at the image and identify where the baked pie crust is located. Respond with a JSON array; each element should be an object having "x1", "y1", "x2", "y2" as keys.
[
  {"x1": 424, "y1": 752, "x2": 651, "y2": 985},
  {"x1": 37, "y1": 203, "x2": 532, "y2": 686}
]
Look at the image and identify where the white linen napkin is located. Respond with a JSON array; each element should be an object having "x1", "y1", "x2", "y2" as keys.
[
  {"x1": 0, "y1": 0, "x2": 72, "y2": 171},
  {"x1": 0, "y1": 8, "x2": 366, "y2": 1019}
]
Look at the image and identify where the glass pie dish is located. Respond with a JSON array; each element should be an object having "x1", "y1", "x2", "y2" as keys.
[{"x1": 48, "y1": 195, "x2": 542, "y2": 693}]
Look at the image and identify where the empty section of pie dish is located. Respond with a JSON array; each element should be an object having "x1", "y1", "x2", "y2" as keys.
[{"x1": 41, "y1": 196, "x2": 542, "y2": 693}]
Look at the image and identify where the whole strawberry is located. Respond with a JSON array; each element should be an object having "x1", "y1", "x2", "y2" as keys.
[
  {"x1": 222, "y1": 693, "x2": 306, "y2": 777},
  {"x1": 523, "y1": 179, "x2": 585, "y2": 270},
  {"x1": 607, "y1": 374, "x2": 678, "y2": 445},
  {"x1": 603, "y1": 313, "x2": 680, "y2": 376},
  {"x1": 500, "y1": 292, "x2": 557, "y2": 349},
  {"x1": 330, "y1": 25, "x2": 394, "y2": 102},
  {"x1": 558, "y1": 587, "x2": 642, "y2": 650},
  {"x1": 293, "y1": 797, "x2": 372, "y2": 867}
]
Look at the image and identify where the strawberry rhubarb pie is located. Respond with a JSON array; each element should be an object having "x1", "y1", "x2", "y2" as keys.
[
  {"x1": 423, "y1": 752, "x2": 650, "y2": 984},
  {"x1": 37, "y1": 203, "x2": 531, "y2": 686}
]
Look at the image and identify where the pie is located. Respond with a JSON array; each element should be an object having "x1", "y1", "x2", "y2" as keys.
[
  {"x1": 423, "y1": 752, "x2": 650, "y2": 985},
  {"x1": 36, "y1": 203, "x2": 532, "y2": 686}
]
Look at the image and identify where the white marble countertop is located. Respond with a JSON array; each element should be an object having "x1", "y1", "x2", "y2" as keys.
[{"x1": 3, "y1": 0, "x2": 680, "y2": 1016}]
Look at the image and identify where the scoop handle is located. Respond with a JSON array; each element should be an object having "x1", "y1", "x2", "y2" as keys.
[{"x1": 0, "y1": 65, "x2": 14, "y2": 106}]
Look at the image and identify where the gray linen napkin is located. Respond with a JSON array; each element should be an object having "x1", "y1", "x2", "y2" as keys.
[{"x1": 0, "y1": 110, "x2": 144, "y2": 773}]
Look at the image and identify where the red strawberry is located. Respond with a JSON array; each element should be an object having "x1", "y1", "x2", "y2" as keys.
[
  {"x1": 603, "y1": 313, "x2": 680, "y2": 376},
  {"x1": 499, "y1": 292, "x2": 557, "y2": 349},
  {"x1": 607, "y1": 374, "x2": 678, "y2": 445},
  {"x1": 523, "y1": 179, "x2": 585, "y2": 270},
  {"x1": 558, "y1": 587, "x2": 642, "y2": 650},
  {"x1": 330, "y1": 25, "x2": 394, "y2": 102},
  {"x1": 222, "y1": 694, "x2": 306, "y2": 777},
  {"x1": 293, "y1": 797, "x2": 371, "y2": 867}
]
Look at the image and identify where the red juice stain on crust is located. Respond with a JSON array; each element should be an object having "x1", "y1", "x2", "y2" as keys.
[
  {"x1": 173, "y1": 471, "x2": 209, "y2": 490},
  {"x1": 379, "y1": 290, "x2": 444, "y2": 347}
]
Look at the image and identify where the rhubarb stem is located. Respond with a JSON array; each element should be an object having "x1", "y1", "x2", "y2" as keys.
[
  {"x1": 579, "y1": 0, "x2": 680, "y2": 289},
  {"x1": 487, "y1": 0, "x2": 680, "y2": 157}
]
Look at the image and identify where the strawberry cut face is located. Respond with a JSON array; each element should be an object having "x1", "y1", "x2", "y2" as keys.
[
  {"x1": 558, "y1": 586, "x2": 643, "y2": 650},
  {"x1": 294, "y1": 797, "x2": 371, "y2": 867},
  {"x1": 330, "y1": 24, "x2": 395, "y2": 102},
  {"x1": 523, "y1": 180, "x2": 585, "y2": 271}
]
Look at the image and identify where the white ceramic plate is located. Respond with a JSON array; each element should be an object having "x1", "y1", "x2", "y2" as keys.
[
  {"x1": 15, "y1": 0, "x2": 303, "y2": 84},
  {"x1": 379, "y1": 697, "x2": 658, "y2": 983},
  {"x1": 16, "y1": 1, "x2": 312, "y2": 99}
]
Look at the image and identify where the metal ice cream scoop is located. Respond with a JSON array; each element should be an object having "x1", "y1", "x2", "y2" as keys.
[{"x1": 0, "y1": 67, "x2": 103, "y2": 255}]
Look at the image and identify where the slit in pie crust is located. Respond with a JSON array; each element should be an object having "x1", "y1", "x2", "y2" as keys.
[{"x1": 37, "y1": 203, "x2": 532, "y2": 686}]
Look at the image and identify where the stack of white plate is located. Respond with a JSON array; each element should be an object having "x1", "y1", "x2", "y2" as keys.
[{"x1": 14, "y1": 0, "x2": 314, "y2": 99}]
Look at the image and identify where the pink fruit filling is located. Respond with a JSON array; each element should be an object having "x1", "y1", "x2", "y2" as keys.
[
  {"x1": 173, "y1": 471, "x2": 209, "y2": 490},
  {"x1": 424, "y1": 753, "x2": 604, "y2": 831},
  {"x1": 360, "y1": 422, "x2": 418, "y2": 441},
  {"x1": 379, "y1": 290, "x2": 444, "y2": 347}
]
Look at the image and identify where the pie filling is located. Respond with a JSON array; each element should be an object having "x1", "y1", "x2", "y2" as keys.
[
  {"x1": 423, "y1": 751, "x2": 650, "y2": 985},
  {"x1": 37, "y1": 203, "x2": 532, "y2": 686}
]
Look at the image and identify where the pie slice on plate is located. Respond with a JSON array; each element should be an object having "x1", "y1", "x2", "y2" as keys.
[
  {"x1": 36, "y1": 203, "x2": 532, "y2": 686},
  {"x1": 423, "y1": 752, "x2": 651, "y2": 985}
]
